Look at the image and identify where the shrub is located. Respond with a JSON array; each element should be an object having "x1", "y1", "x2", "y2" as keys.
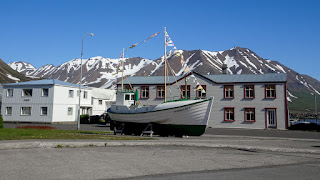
[
  {"x1": 0, "y1": 115, "x2": 3, "y2": 128},
  {"x1": 80, "y1": 114, "x2": 90, "y2": 124}
]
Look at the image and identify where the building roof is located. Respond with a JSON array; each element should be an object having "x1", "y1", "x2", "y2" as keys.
[
  {"x1": 91, "y1": 88, "x2": 116, "y2": 101},
  {"x1": 118, "y1": 73, "x2": 287, "y2": 85},
  {"x1": 118, "y1": 76, "x2": 182, "y2": 85},
  {"x1": 3, "y1": 79, "x2": 89, "y2": 88},
  {"x1": 203, "y1": 73, "x2": 287, "y2": 83}
]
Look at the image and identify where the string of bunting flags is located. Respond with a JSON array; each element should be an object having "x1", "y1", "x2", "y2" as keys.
[
  {"x1": 115, "y1": 32, "x2": 160, "y2": 75},
  {"x1": 165, "y1": 31, "x2": 205, "y2": 93}
]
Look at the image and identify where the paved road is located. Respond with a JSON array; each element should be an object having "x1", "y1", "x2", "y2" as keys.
[
  {"x1": 1, "y1": 145, "x2": 320, "y2": 180},
  {"x1": 119, "y1": 163, "x2": 320, "y2": 180},
  {"x1": 2, "y1": 122, "x2": 320, "y2": 179}
]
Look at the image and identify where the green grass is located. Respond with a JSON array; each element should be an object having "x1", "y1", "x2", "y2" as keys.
[{"x1": 0, "y1": 128, "x2": 154, "y2": 141}]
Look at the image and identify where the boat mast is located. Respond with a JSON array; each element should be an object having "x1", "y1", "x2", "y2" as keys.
[
  {"x1": 121, "y1": 48, "x2": 124, "y2": 91},
  {"x1": 164, "y1": 27, "x2": 167, "y2": 102}
]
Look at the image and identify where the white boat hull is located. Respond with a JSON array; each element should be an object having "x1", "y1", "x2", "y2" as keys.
[{"x1": 108, "y1": 98, "x2": 213, "y2": 136}]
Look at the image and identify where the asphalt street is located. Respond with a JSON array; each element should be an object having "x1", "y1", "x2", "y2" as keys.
[
  {"x1": 1, "y1": 145, "x2": 320, "y2": 180},
  {"x1": 1, "y1": 122, "x2": 320, "y2": 179}
]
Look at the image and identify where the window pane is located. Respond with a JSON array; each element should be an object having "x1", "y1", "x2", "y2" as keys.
[
  {"x1": 69, "y1": 90, "x2": 74, "y2": 98},
  {"x1": 23, "y1": 89, "x2": 32, "y2": 97},
  {"x1": 41, "y1": 107, "x2": 48, "y2": 115},
  {"x1": 21, "y1": 107, "x2": 31, "y2": 115},
  {"x1": 125, "y1": 94, "x2": 130, "y2": 100},
  {"x1": 68, "y1": 107, "x2": 73, "y2": 115},
  {"x1": 7, "y1": 89, "x2": 13, "y2": 97},
  {"x1": 42, "y1": 89, "x2": 49, "y2": 97},
  {"x1": 6, "y1": 107, "x2": 12, "y2": 115}
]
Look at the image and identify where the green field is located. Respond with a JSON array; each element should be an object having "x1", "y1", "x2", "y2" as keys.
[{"x1": 0, "y1": 128, "x2": 153, "y2": 141}]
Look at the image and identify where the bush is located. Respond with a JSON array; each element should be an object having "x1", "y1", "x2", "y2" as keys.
[
  {"x1": 80, "y1": 114, "x2": 90, "y2": 124},
  {"x1": 0, "y1": 115, "x2": 3, "y2": 129}
]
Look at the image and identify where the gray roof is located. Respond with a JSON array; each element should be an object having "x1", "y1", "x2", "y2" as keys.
[
  {"x1": 204, "y1": 73, "x2": 287, "y2": 83},
  {"x1": 119, "y1": 73, "x2": 287, "y2": 85},
  {"x1": 119, "y1": 76, "x2": 183, "y2": 85},
  {"x1": 3, "y1": 79, "x2": 88, "y2": 88}
]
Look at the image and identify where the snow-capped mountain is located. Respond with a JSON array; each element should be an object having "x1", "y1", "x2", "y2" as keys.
[
  {"x1": 7, "y1": 47, "x2": 320, "y2": 112},
  {"x1": 10, "y1": 56, "x2": 155, "y2": 89},
  {"x1": 0, "y1": 59, "x2": 31, "y2": 84}
]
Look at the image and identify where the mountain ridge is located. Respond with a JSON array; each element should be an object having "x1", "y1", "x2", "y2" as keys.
[{"x1": 5, "y1": 47, "x2": 320, "y2": 112}]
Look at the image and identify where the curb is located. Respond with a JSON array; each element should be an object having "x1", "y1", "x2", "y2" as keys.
[{"x1": 1, "y1": 140, "x2": 320, "y2": 154}]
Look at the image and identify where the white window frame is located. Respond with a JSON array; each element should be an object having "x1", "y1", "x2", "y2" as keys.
[
  {"x1": 42, "y1": 88, "x2": 49, "y2": 97},
  {"x1": 41, "y1": 107, "x2": 48, "y2": 116},
  {"x1": 21, "y1": 107, "x2": 32, "y2": 116},
  {"x1": 83, "y1": 91, "x2": 88, "y2": 99},
  {"x1": 22, "y1": 89, "x2": 33, "y2": 97},
  {"x1": 7, "y1": 89, "x2": 14, "y2": 97},
  {"x1": 69, "y1": 90, "x2": 74, "y2": 98},
  {"x1": 5, "y1": 107, "x2": 12, "y2": 115},
  {"x1": 67, "y1": 107, "x2": 73, "y2": 115}
]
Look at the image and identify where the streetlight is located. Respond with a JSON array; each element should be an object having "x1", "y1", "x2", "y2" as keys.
[
  {"x1": 78, "y1": 33, "x2": 94, "y2": 130},
  {"x1": 311, "y1": 93, "x2": 318, "y2": 125}
]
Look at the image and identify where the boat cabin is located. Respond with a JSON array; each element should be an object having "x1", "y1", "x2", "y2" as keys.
[{"x1": 115, "y1": 91, "x2": 135, "y2": 106}]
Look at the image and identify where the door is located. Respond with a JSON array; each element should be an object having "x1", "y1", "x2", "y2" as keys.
[{"x1": 266, "y1": 109, "x2": 276, "y2": 128}]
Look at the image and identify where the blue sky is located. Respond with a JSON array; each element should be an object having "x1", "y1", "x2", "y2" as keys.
[{"x1": 0, "y1": 0, "x2": 319, "y2": 80}]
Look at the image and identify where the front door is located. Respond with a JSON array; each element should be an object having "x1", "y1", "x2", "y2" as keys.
[{"x1": 266, "y1": 109, "x2": 276, "y2": 128}]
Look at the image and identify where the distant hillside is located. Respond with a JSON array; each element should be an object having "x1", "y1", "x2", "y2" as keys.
[{"x1": 0, "y1": 58, "x2": 31, "y2": 84}]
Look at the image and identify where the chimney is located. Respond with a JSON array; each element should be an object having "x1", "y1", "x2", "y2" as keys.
[{"x1": 222, "y1": 64, "x2": 228, "y2": 74}]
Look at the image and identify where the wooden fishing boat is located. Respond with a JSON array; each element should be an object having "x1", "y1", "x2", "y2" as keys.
[{"x1": 108, "y1": 28, "x2": 214, "y2": 136}]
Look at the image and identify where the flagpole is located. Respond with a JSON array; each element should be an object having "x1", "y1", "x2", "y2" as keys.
[
  {"x1": 121, "y1": 48, "x2": 124, "y2": 91},
  {"x1": 164, "y1": 27, "x2": 167, "y2": 102}
]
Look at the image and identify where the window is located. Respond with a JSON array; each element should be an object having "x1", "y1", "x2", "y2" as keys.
[
  {"x1": 98, "y1": 100, "x2": 103, "y2": 105},
  {"x1": 125, "y1": 94, "x2": 130, "y2": 100},
  {"x1": 265, "y1": 84, "x2": 276, "y2": 98},
  {"x1": 245, "y1": 108, "x2": 255, "y2": 122},
  {"x1": 224, "y1": 85, "x2": 234, "y2": 98},
  {"x1": 21, "y1": 107, "x2": 31, "y2": 115},
  {"x1": 224, "y1": 108, "x2": 235, "y2": 121},
  {"x1": 67, "y1": 107, "x2": 73, "y2": 115},
  {"x1": 42, "y1": 88, "x2": 49, "y2": 97},
  {"x1": 141, "y1": 86, "x2": 149, "y2": 98},
  {"x1": 22, "y1": 89, "x2": 32, "y2": 97},
  {"x1": 5, "y1": 107, "x2": 12, "y2": 115},
  {"x1": 157, "y1": 86, "x2": 165, "y2": 99},
  {"x1": 196, "y1": 85, "x2": 206, "y2": 99},
  {"x1": 69, "y1": 90, "x2": 74, "y2": 98},
  {"x1": 7, "y1": 89, "x2": 13, "y2": 97},
  {"x1": 83, "y1": 91, "x2": 88, "y2": 99},
  {"x1": 244, "y1": 85, "x2": 254, "y2": 98},
  {"x1": 41, "y1": 107, "x2": 48, "y2": 116},
  {"x1": 181, "y1": 85, "x2": 190, "y2": 99}
]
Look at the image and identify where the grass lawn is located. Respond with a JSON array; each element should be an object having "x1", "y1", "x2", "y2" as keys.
[{"x1": 0, "y1": 128, "x2": 153, "y2": 141}]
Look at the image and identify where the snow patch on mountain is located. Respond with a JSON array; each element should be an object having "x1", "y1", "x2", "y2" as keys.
[
  {"x1": 224, "y1": 55, "x2": 239, "y2": 69},
  {"x1": 7, "y1": 74, "x2": 20, "y2": 81}
]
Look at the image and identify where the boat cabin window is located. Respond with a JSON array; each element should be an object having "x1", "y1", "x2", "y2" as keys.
[
  {"x1": 125, "y1": 94, "x2": 135, "y2": 101},
  {"x1": 125, "y1": 94, "x2": 130, "y2": 100}
]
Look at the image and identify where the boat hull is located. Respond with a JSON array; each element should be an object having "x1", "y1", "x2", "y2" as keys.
[{"x1": 108, "y1": 98, "x2": 213, "y2": 136}]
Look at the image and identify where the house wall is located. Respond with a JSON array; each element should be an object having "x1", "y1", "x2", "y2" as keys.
[
  {"x1": 118, "y1": 74, "x2": 287, "y2": 130},
  {"x1": 52, "y1": 86, "x2": 92, "y2": 123},
  {"x1": 1, "y1": 85, "x2": 54, "y2": 123},
  {"x1": 91, "y1": 98, "x2": 108, "y2": 116}
]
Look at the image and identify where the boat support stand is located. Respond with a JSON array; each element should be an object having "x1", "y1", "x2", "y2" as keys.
[
  {"x1": 141, "y1": 123, "x2": 154, "y2": 137},
  {"x1": 114, "y1": 123, "x2": 125, "y2": 135}
]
